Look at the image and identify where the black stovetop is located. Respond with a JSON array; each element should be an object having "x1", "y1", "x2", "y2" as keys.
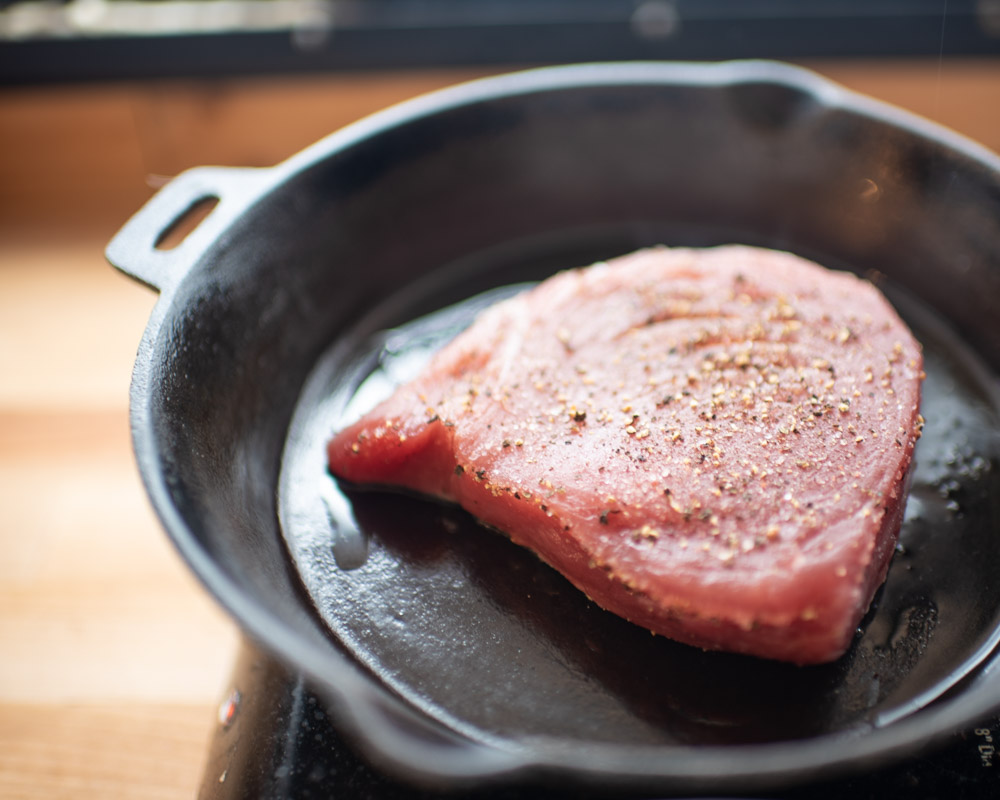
[{"x1": 199, "y1": 639, "x2": 999, "y2": 799}]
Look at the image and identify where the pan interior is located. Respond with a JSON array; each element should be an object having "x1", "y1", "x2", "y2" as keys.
[{"x1": 278, "y1": 225, "x2": 1000, "y2": 750}]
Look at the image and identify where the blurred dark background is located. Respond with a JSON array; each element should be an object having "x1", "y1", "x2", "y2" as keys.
[{"x1": 1, "y1": 0, "x2": 999, "y2": 84}]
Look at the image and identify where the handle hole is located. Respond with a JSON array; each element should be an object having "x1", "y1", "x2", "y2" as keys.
[{"x1": 154, "y1": 195, "x2": 220, "y2": 251}]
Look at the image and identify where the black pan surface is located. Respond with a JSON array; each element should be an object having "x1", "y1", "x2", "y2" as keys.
[
  {"x1": 281, "y1": 249, "x2": 1000, "y2": 748},
  {"x1": 108, "y1": 61, "x2": 1000, "y2": 793}
]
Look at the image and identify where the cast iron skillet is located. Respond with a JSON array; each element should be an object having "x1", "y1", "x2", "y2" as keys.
[{"x1": 107, "y1": 61, "x2": 1000, "y2": 795}]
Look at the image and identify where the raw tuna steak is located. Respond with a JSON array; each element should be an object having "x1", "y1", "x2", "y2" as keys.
[{"x1": 328, "y1": 246, "x2": 924, "y2": 664}]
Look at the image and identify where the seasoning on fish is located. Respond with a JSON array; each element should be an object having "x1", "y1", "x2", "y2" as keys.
[{"x1": 327, "y1": 245, "x2": 924, "y2": 664}]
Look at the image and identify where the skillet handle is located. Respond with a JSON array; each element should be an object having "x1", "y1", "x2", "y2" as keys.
[{"x1": 105, "y1": 166, "x2": 268, "y2": 294}]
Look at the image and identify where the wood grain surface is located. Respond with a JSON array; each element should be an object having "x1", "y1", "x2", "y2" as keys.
[{"x1": 0, "y1": 59, "x2": 996, "y2": 799}]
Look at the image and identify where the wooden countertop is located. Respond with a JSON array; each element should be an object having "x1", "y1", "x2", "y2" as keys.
[{"x1": 1, "y1": 60, "x2": 997, "y2": 799}]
